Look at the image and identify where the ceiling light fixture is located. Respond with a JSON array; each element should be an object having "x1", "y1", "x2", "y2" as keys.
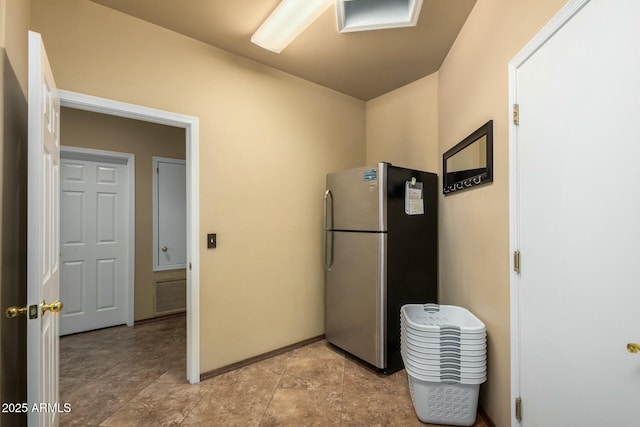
[
  {"x1": 251, "y1": 0, "x2": 334, "y2": 53},
  {"x1": 336, "y1": 0, "x2": 423, "y2": 33}
]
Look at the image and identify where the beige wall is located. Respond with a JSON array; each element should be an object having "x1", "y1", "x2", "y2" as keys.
[
  {"x1": 31, "y1": 0, "x2": 366, "y2": 371},
  {"x1": 0, "y1": 0, "x2": 29, "y2": 425},
  {"x1": 26, "y1": 0, "x2": 570, "y2": 421},
  {"x1": 60, "y1": 107, "x2": 186, "y2": 321},
  {"x1": 366, "y1": 72, "x2": 438, "y2": 172},
  {"x1": 438, "y1": 1, "x2": 565, "y2": 424},
  {"x1": 365, "y1": 0, "x2": 567, "y2": 425}
]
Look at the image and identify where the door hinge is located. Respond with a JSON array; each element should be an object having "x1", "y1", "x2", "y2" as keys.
[
  {"x1": 513, "y1": 104, "x2": 520, "y2": 125},
  {"x1": 515, "y1": 397, "x2": 522, "y2": 421},
  {"x1": 157, "y1": 167, "x2": 159, "y2": 174},
  {"x1": 189, "y1": 262, "x2": 192, "y2": 271},
  {"x1": 514, "y1": 250, "x2": 521, "y2": 273}
]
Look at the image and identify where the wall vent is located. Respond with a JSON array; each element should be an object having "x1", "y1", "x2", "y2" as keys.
[{"x1": 156, "y1": 279, "x2": 186, "y2": 314}]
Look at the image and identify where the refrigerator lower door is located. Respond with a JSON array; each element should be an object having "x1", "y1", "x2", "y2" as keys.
[{"x1": 325, "y1": 231, "x2": 386, "y2": 368}]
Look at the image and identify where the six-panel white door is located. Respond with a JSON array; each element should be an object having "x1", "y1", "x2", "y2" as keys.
[
  {"x1": 59, "y1": 156, "x2": 128, "y2": 335},
  {"x1": 514, "y1": 0, "x2": 640, "y2": 424},
  {"x1": 27, "y1": 30, "x2": 61, "y2": 427}
]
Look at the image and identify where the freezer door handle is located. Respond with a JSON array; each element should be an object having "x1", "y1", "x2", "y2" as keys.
[
  {"x1": 323, "y1": 189, "x2": 333, "y2": 230},
  {"x1": 323, "y1": 190, "x2": 334, "y2": 270}
]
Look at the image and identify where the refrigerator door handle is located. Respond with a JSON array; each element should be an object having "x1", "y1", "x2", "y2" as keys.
[
  {"x1": 323, "y1": 230, "x2": 334, "y2": 270},
  {"x1": 323, "y1": 189, "x2": 333, "y2": 230},
  {"x1": 323, "y1": 190, "x2": 334, "y2": 270}
]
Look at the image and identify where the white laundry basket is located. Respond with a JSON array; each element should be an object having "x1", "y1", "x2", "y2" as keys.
[
  {"x1": 401, "y1": 304, "x2": 486, "y2": 333},
  {"x1": 401, "y1": 303, "x2": 486, "y2": 426},
  {"x1": 407, "y1": 374, "x2": 480, "y2": 427}
]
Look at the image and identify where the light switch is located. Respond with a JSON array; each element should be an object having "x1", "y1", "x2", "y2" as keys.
[{"x1": 207, "y1": 233, "x2": 217, "y2": 249}]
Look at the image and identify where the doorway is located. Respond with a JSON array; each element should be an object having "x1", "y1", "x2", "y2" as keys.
[{"x1": 59, "y1": 89, "x2": 200, "y2": 384}]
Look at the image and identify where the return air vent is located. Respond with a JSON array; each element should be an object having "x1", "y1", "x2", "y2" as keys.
[
  {"x1": 156, "y1": 279, "x2": 186, "y2": 314},
  {"x1": 336, "y1": 0, "x2": 423, "y2": 33}
]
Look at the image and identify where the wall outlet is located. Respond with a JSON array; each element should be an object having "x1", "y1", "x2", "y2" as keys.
[{"x1": 207, "y1": 233, "x2": 216, "y2": 249}]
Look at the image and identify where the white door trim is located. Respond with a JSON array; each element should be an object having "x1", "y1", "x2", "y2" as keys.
[
  {"x1": 58, "y1": 89, "x2": 201, "y2": 384},
  {"x1": 508, "y1": 0, "x2": 590, "y2": 424},
  {"x1": 60, "y1": 145, "x2": 135, "y2": 329},
  {"x1": 152, "y1": 156, "x2": 187, "y2": 272}
]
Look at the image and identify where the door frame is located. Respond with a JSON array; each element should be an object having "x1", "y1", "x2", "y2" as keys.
[
  {"x1": 508, "y1": 0, "x2": 590, "y2": 423},
  {"x1": 58, "y1": 89, "x2": 201, "y2": 384},
  {"x1": 60, "y1": 145, "x2": 136, "y2": 329}
]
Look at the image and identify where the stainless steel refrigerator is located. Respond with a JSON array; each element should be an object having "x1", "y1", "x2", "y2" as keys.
[{"x1": 323, "y1": 162, "x2": 437, "y2": 374}]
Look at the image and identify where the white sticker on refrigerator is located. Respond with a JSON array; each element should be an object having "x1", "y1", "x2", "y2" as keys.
[
  {"x1": 363, "y1": 169, "x2": 377, "y2": 182},
  {"x1": 405, "y1": 180, "x2": 424, "y2": 215}
]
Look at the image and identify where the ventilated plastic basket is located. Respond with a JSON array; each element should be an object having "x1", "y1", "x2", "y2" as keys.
[
  {"x1": 407, "y1": 373, "x2": 480, "y2": 426},
  {"x1": 402, "y1": 328, "x2": 487, "y2": 348},
  {"x1": 402, "y1": 304, "x2": 486, "y2": 334},
  {"x1": 404, "y1": 362, "x2": 486, "y2": 379},
  {"x1": 401, "y1": 342, "x2": 487, "y2": 363},
  {"x1": 401, "y1": 316, "x2": 487, "y2": 339},
  {"x1": 404, "y1": 368, "x2": 487, "y2": 385},
  {"x1": 401, "y1": 340, "x2": 487, "y2": 357},
  {"x1": 402, "y1": 351, "x2": 487, "y2": 370}
]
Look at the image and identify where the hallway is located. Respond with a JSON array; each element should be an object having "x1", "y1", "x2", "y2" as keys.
[{"x1": 59, "y1": 316, "x2": 490, "y2": 426}]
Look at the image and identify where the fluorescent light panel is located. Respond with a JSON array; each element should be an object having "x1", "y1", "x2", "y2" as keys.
[{"x1": 252, "y1": 0, "x2": 334, "y2": 53}]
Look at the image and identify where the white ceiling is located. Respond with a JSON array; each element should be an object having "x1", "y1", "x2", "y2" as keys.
[{"x1": 89, "y1": 0, "x2": 477, "y2": 101}]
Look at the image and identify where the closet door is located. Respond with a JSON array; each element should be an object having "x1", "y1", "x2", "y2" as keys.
[
  {"x1": 514, "y1": 0, "x2": 640, "y2": 424},
  {"x1": 153, "y1": 157, "x2": 186, "y2": 271}
]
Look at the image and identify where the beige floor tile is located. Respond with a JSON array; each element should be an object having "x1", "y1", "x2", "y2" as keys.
[
  {"x1": 155, "y1": 359, "x2": 188, "y2": 384},
  {"x1": 288, "y1": 340, "x2": 345, "y2": 360},
  {"x1": 341, "y1": 392, "x2": 425, "y2": 427},
  {"x1": 211, "y1": 354, "x2": 290, "y2": 391},
  {"x1": 60, "y1": 316, "x2": 488, "y2": 427},
  {"x1": 260, "y1": 389, "x2": 342, "y2": 427},
  {"x1": 99, "y1": 351, "x2": 175, "y2": 382},
  {"x1": 278, "y1": 357, "x2": 344, "y2": 392},
  {"x1": 59, "y1": 377, "x2": 86, "y2": 403},
  {"x1": 60, "y1": 349, "x2": 129, "y2": 379},
  {"x1": 60, "y1": 377, "x2": 152, "y2": 426},
  {"x1": 99, "y1": 382, "x2": 210, "y2": 427},
  {"x1": 343, "y1": 359, "x2": 408, "y2": 396},
  {"x1": 181, "y1": 386, "x2": 273, "y2": 427}
]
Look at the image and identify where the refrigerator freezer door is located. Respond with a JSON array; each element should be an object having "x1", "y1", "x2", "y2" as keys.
[
  {"x1": 325, "y1": 231, "x2": 386, "y2": 368},
  {"x1": 326, "y1": 164, "x2": 387, "y2": 232}
]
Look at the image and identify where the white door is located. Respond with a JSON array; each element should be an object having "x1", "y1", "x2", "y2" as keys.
[
  {"x1": 27, "y1": 31, "x2": 61, "y2": 427},
  {"x1": 153, "y1": 157, "x2": 186, "y2": 271},
  {"x1": 59, "y1": 156, "x2": 128, "y2": 335},
  {"x1": 514, "y1": 0, "x2": 640, "y2": 424}
]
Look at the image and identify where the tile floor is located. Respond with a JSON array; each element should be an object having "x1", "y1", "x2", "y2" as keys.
[{"x1": 60, "y1": 315, "x2": 490, "y2": 426}]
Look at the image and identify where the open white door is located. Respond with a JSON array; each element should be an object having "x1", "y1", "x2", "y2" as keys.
[{"x1": 28, "y1": 31, "x2": 62, "y2": 426}]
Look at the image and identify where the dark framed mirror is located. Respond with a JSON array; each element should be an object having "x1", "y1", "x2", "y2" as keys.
[{"x1": 443, "y1": 120, "x2": 493, "y2": 195}]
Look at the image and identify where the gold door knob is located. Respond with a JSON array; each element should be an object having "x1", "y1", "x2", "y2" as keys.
[
  {"x1": 5, "y1": 306, "x2": 27, "y2": 319},
  {"x1": 628, "y1": 343, "x2": 640, "y2": 354},
  {"x1": 41, "y1": 300, "x2": 63, "y2": 316},
  {"x1": 161, "y1": 245, "x2": 168, "y2": 252}
]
